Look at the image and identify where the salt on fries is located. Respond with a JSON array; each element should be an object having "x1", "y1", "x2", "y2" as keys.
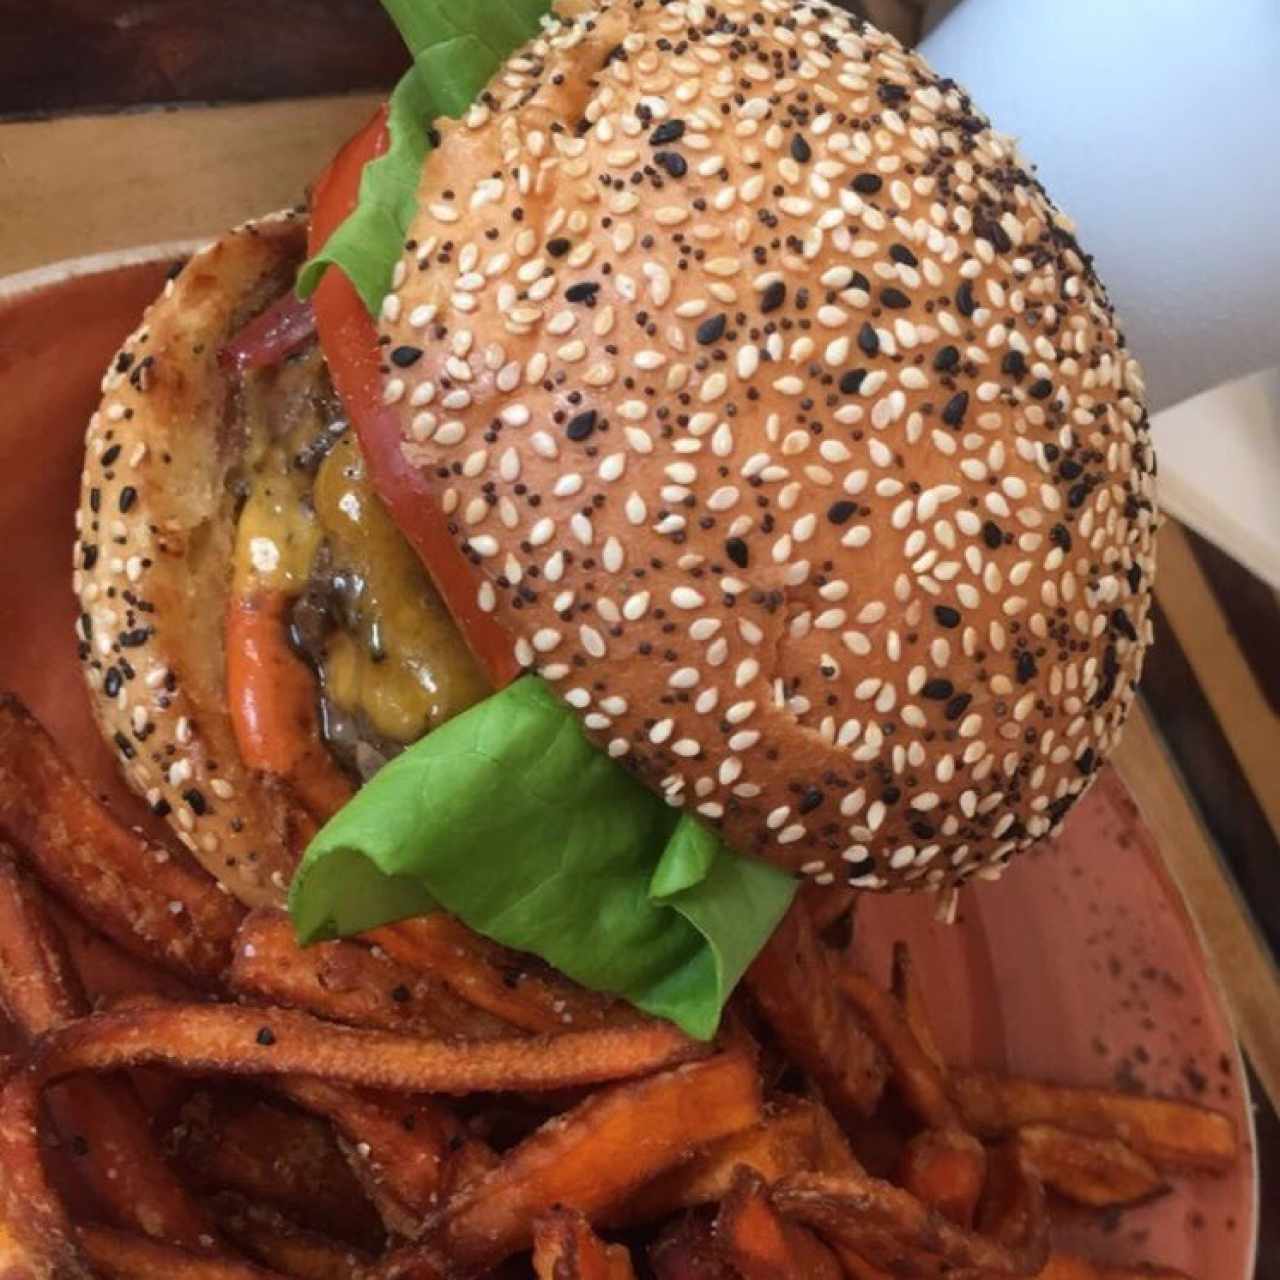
[{"x1": 0, "y1": 697, "x2": 1241, "y2": 1277}]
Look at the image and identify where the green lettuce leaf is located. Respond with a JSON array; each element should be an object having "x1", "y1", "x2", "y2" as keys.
[
  {"x1": 289, "y1": 678, "x2": 797, "y2": 1040},
  {"x1": 296, "y1": 0, "x2": 553, "y2": 313}
]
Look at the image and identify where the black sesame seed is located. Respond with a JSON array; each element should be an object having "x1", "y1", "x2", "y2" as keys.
[
  {"x1": 1001, "y1": 350, "x2": 1027, "y2": 380},
  {"x1": 790, "y1": 134, "x2": 811, "y2": 163},
  {"x1": 119, "y1": 628, "x2": 150, "y2": 648},
  {"x1": 114, "y1": 351, "x2": 135, "y2": 373},
  {"x1": 103, "y1": 667, "x2": 122, "y2": 698},
  {"x1": 852, "y1": 173, "x2": 882, "y2": 194},
  {"x1": 933, "y1": 345, "x2": 960, "y2": 373},
  {"x1": 798, "y1": 787, "x2": 823, "y2": 814},
  {"x1": 944, "y1": 693, "x2": 972, "y2": 720},
  {"x1": 546, "y1": 237, "x2": 571, "y2": 257},
  {"x1": 1111, "y1": 608, "x2": 1138, "y2": 642},
  {"x1": 696, "y1": 313, "x2": 727, "y2": 346},
  {"x1": 1068, "y1": 482, "x2": 1088, "y2": 509},
  {"x1": 982, "y1": 521, "x2": 1003, "y2": 550},
  {"x1": 857, "y1": 322, "x2": 879, "y2": 356},
  {"x1": 82, "y1": 544, "x2": 99, "y2": 571},
  {"x1": 655, "y1": 150, "x2": 687, "y2": 178},
  {"x1": 941, "y1": 391, "x2": 969, "y2": 427},
  {"x1": 389, "y1": 346, "x2": 423, "y2": 368},
  {"x1": 724, "y1": 537, "x2": 749, "y2": 569},
  {"x1": 1028, "y1": 378, "x2": 1054, "y2": 400},
  {"x1": 1049, "y1": 523, "x2": 1072, "y2": 551},
  {"x1": 391, "y1": 984, "x2": 411, "y2": 1003},
  {"x1": 118, "y1": 486, "x2": 137, "y2": 513},
  {"x1": 182, "y1": 787, "x2": 207, "y2": 815},
  {"x1": 921, "y1": 678, "x2": 954, "y2": 700},
  {"x1": 889, "y1": 243, "x2": 918, "y2": 268},
  {"x1": 101, "y1": 444, "x2": 122, "y2": 468},
  {"x1": 649, "y1": 119, "x2": 685, "y2": 145},
  {"x1": 760, "y1": 281, "x2": 786, "y2": 313},
  {"x1": 955, "y1": 281, "x2": 975, "y2": 317},
  {"x1": 566, "y1": 410, "x2": 597, "y2": 442},
  {"x1": 1016, "y1": 651, "x2": 1038, "y2": 683},
  {"x1": 112, "y1": 731, "x2": 135, "y2": 760},
  {"x1": 565, "y1": 281, "x2": 600, "y2": 304},
  {"x1": 839, "y1": 369, "x2": 866, "y2": 395},
  {"x1": 1076, "y1": 747, "x2": 1096, "y2": 775},
  {"x1": 826, "y1": 500, "x2": 858, "y2": 525},
  {"x1": 880, "y1": 287, "x2": 910, "y2": 310},
  {"x1": 256, "y1": 1027, "x2": 277, "y2": 1047},
  {"x1": 933, "y1": 605, "x2": 960, "y2": 629}
]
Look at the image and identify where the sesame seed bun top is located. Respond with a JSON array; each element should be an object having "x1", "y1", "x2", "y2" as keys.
[{"x1": 378, "y1": 0, "x2": 1158, "y2": 893}]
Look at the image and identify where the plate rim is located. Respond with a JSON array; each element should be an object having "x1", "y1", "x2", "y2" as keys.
[{"x1": 2, "y1": 242, "x2": 1261, "y2": 1276}]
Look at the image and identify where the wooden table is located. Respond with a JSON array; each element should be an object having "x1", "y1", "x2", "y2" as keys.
[{"x1": 2, "y1": 2, "x2": 1277, "y2": 1271}]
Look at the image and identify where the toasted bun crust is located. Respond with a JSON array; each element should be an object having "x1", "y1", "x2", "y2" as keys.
[
  {"x1": 74, "y1": 214, "x2": 314, "y2": 907},
  {"x1": 378, "y1": 0, "x2": 1157, "y2": 891}
]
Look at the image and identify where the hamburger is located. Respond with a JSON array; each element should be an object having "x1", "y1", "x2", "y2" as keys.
[{"x1": 71, "y1": 0, "x2": 1157, "y2": 1004}]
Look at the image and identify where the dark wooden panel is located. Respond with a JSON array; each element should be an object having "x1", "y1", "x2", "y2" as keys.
[
  {"x1": 1140, "y1": 602, "x2": 1280, "y2": 961},
  {"x1": 0, "y1": 0, "x2": 407, "y2": 118},
  {"x1": 1184, "y1": 525, "x2": 1280, "y2": 717},
  {"x1": 0, "y1": 0, "x2": 910, "y2": 120}
]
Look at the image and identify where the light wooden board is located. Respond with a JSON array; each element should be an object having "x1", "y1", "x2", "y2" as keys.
[
  {"x1": 0, "y1": 94, "x2": 382, "y2": 277},
  {"x1": 1115, "y1": 704, "x2": 1280, "y2": 1111}
]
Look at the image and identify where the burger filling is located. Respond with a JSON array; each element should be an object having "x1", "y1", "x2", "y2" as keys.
[{"x1": 227, "y1": 326, "x2": 488, "y2": 781}]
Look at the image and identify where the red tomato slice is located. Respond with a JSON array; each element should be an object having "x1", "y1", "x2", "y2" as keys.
[{"x1": 307, "y1": 110, "x2": 520, "y2": 689}]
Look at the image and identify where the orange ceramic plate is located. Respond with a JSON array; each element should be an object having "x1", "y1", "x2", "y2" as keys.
[{"x1": 0, "y1": 248, "x2": 1258, "y2": 1277}]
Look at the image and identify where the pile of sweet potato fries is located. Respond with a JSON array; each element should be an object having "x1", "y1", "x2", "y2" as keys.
[{"x1": 0, "y1": 694, "x2": 1238, "y2": 1278}]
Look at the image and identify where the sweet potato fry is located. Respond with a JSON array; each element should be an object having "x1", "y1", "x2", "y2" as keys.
[
  {"x1": 952, "y1": 1069, "x2": 1237, "y2": 1174},
  {"x1": 0, "y1": 1001, "x2": 699, "y2": 1272},
  {"x1": 366, "y1": 915, "x2": 630, "y2": 1033},
  {"x1": 976, "y1": 1137, "x2": 1051, "y2": 1266},
  {"x1": 890, "y1": 941, "x2": 945, "y2": 1076},
  {"x1": 0, "y1": 1218, "x2": 39, "y2": 1277},
  {"x1": 40, "y1": 1001, "x2": 700, "y2": 1095},
  {"x1": 615, "y1": 1096, "x2": 856, "y2": 1227},
  {"x1": 773, "y1": 1164, "x2": 1048, "y2": 1277},
  {"x1": 0, "y1": 856, "x2": 214, "y2": 1251},
  {"x1": 533, "y1": 1208, "x2": 636, "y2": 1280},
  {"x1": 208, "y1": 1195, "x2": 374, "y2": 1280},
  {"x1": 1015, "y1": 1123, "x2": 1167, "y2": 1208},
  {"x1": 0, "y1": 695, "x2": 244, "y2": 986},
  {"x1": 829, "y1": 1247, "x2": 894, "y2": 1280},
  {"x1": 171, "y1": 1091, "x2": 383, "y2": 1248},
  {"x1": 898, "y1": 1128, "x2": 987, "y2": 1228},
  {"x1": 230, "y1": 909, "x2": 507, "y2": 1039},
  {"x1": 649, "y1": 1215, "x2": 737, "y2": 1280},
  {"x1": 715, "y1": 1167, "x2": 843, "y2": 1280},
  {"x1": 432, "y1": 1051, "x2": 762, "y2": 1271},
  {"x1": 1034, "y1": 1257, "x2": 1191, "y2": 1280},
  {"x1": 275, "y1": 1077, "x2": 495, "y2": 1237},
  {"x1": 0, "y1": 853, "x2": 85, "y2": 1033},
  {"x1": 837, "y1": 968, "x2": 961, "y2": 1132},
  {"x1": 47, "y1": 895, "x2": 197, "y2": 1008},
  {"x1": 77, "y1": 1224, "x2": 283, "y2": 1280},
  {"x1": 744, "y1": 903, "x2": 887, "y2": 1126}
]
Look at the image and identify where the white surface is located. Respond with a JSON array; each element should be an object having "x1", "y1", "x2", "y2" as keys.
[
  {"x1": 1152, "y1": 367, "x2": 1280, "y2": 590},
  {"x1": 920, "y1": 0, "x2": 1280, "y2": 414}
]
